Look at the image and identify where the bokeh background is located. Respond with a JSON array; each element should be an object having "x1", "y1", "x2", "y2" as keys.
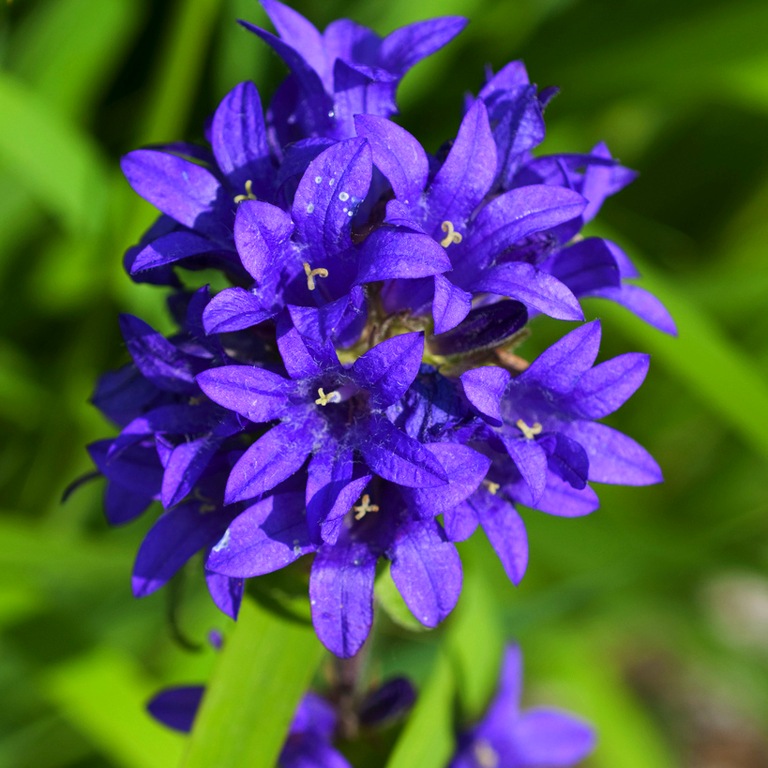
[{"x1": 2, "y1": 0, "x2": 768, "y2": 766}]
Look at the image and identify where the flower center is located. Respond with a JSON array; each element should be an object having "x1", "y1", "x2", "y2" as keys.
[
  {"x1": 315, "y1": 387, "x2": 342, "y2": 406},
  {"x1": 233, "y1": 179, "x2": 257, "y2": 203},
  {"x1": 516, "y1": 418, "x2": 543, "y2": 440},
  {"x1": 353, "y1": 494, "x2": 379, "y2": 520},
  {"x1": 473, "y1": 739, "x2": 499, "y2": 768},
  {"x1": 440, "y1": 220, "x2": 463, "y2": 247},
  {"x1": 303, "y1": 261, "x2": 329, "y2": 291}
]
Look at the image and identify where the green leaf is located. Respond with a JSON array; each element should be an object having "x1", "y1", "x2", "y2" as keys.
[
  {"x1": 182, "y1": 596, "x2": 324, "y2": 768},
  {"x1": 385, "y1": 650, "x2": 455, "y2": 768},
  {"x1": 44, "y1": 650, "x2": 185, "y2": 768},
  {"x1": 0, "y1": 73, "x2": 107, "y2": 235}
]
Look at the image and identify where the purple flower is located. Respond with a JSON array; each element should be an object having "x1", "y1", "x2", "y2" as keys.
[
  {"x1": 449, "y1": 645, "x2": 595, "y2": 768},
  {"x1": 148, "y1": 689, "x2": 352, "y2": 768}
]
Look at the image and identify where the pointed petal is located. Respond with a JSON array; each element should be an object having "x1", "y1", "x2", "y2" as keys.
[
  {"x1": 351, "y1": 332, "x2": 424, "y2": 407},
  {"x1": 519, "y1": 320, "x2": 601, "y2": 393},
  {"x1": 354, "y1": 115, "x2": 428, "y2": 202},
  {"x1": 513, "y1": 709, "x2": 596, "y2": 766},
  {"x1": 276, "y1": 305, "x2": 340, "y2": 379},
  {"x1": 543, "y1": 237, "x2": 621, "y2": 296},
  {"x1": 147, "y1": 686, "x2": 204, "y2": 733},
  {"x1": 129, "y1": 231, "x2": 225, "y2": 274},
  {"x1": 358, "y1": 414, "x2": 448, "y2": 488},
  {"x1": 402, "y1": 443, "x2": 491, "y2": 516},
  {"x1": 380, "y1": 17, "x2": 467, "y2": 74},
  {"x1": 332, "y1": 60, "x2": 398, "y2": 131},
  {"x1": 206, "y1": 491, "x2": 314, "y2": 577},
  {"x1": 121, "y1": 150, "x2": 226, "y2": 241},
  {"x1": 356, "y1": 229, "x2": 451, "y2": 284},
  {"x1": 196, "y1": 364, "x2": 293, "y2": 423},
  {"x1": 475, "y1": 493, "x2": 528, "y2": 584},
  {"x1": 442, "y1": 499, "x2": 480, "y2": 542},
  {"x1": 132, "y1": 503, "x2": 230, "y2": 597},
  {"x1": 202, "y1": 287, "x2": 277, "y2": 334},
  {"x1": 425, "y1": 101, "x2": 495, "y2": 234},
  {"x1": 234, "y1": 199, "x2": 295, "y2": 285},
  {"x1": 389, "y1": 519, "x2": 462, "y2": 628},
  {"x1": 471, "y1": 262, "x2": 583, "y2": 321},
  {"x1": 542, "y1": 432, "x2": 589, "y2": 490},
  {"x1": 105, "y1": 482, "x2": 153, "y2": 525},
  {"x1": 589, "y1": 283, "x2": 678, "y2": 336},
  {"x1": 225, "y1": 420, "x2": 316, "y2": 503},
  {"x1": 460, "y1": 366, "x2": 511, "y2": 426},
  {"x1": 563, "y1": 421, "x2": 662, "y2": 485},
  {"x1": 310, "y1": 540, "x2": 377, "y2": 657},
  {"x1": 205, "y1": 571, "x2": 244, "y2": 619},
  {"x1": 161, "y1": 437, "x2": 220, "y2": 508},
  {"x1": 211, "y1": 81, "x2": 272, "y2": 194},
  {"x1": 499, "y1": 434, "x2": 548, "y2": 503},
  {"x1": 292, "y1": 139, "x2": 372, "y2": 262},
  {"x1": 432, "y1": 274, "x2": 473, "y2": 334},
  {"x1": 572, "y1": 352, "x2": 649, "y2": 419}
]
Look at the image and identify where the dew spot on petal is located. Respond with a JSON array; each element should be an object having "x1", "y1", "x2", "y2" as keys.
[
  {"x1": 338, "y1": 191, "x2": 350, "y2": 202},
  {"x1": 212, "y1": 528, "x2": 230, "y2": 553}
]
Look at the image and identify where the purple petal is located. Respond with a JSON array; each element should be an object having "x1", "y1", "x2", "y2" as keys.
[
  {"x1": 542, "y1": 432, "x2": 589, "y2": 490},
  {"x1": 292, "y1": 139, "x2": 372, "y2": 262},
  {"x1": 460, "y1": 366, "x2": 511, "y2": 426},
  {"x1": 206, "y1": 491, "x2": 315, "y2": 577},
  {"x1": 354, "y1": 115, "x2": 428, "y2": 202},
  {"x1": 234, "y1": 200, "x2": 295, "y2": 285},
  {"x1": 310, "y1": 540, "x2": 377, "y2": 657},
  {"x1": 474, "y1": 493, "x2": 528, "y2": 585},
  {"x1": 211, "y1": 81, "x2": 272, "y2": 194},
  {"x1": 432, "y1": 274, "x2": 473, "y2": 334},
  {"x1": 572, "y1": 352, "x2": 649, "y2": 419},
  {"x1": 205, "y1": 570, "x2": 244, "y2": 619},
  {"x1": 105, "y1": 482, "x2": 154, "y2": 525},
  {"x1": 509, "y1": 472, "x2": 599, "y2": 518},
  {"x1": 132, "y1": 503, "x2": 230, "y2": 597},
  {"x1": 519, "y1": 320, "x2": 602, "y2": 393},
  {"x1": 499, "y1": 434, "x2": 548, "y2": 503},
  {"x1": 356, "y1": 229, "x2": 451, "y2": 284},
  {"x1": 358, "y1": 414, "x2": 448, "y2": 488},
  {"x1": 513, "y1": 709, "x2": 596, "y2": 766},
  {"x1": 442, "y1": 499, "x2": 480, "y2": 542},
  {"x1": 563, "y1": 421, "x2": 662, "y2": 485},
  {"x1": 401, "y1": 443, "x2": 491, "y2": 516},
  {"x1": 276, "y1": 305, "x2": 340, "y2": 379},
  {"x1": 202, "y1": 287, "x2": 277, "y2": 334},
  {"x1": 479, "y1": 644, "x2": 522, "y2": 734},
  {"x1": 543, "y1": 237, "x2": 621, "y2": 296},
  {"x1": 331, "y1": 60, "x2": 399, "y2": 133},
  {"x1": 161, "y1": 437, "x2": 220, "y2": 508},
  {"x1": 380, "y1": 17, "x2": 468, "y2": 74},
  {"x1": 351, "y1": 332, "x2": 424, "y2": 407},
  {"x1": 147, "y1": 686, "x2": 204, "y2": 733},
  {"x1": 589, "y1": 283, "x2": 678, "y2": 336},
  {"x1": 425, "y1": 101, "x2": 495, "y2": 235},
  {"x1": 281, "y1": 739, "x2": 352, "y2": 768},
  {"x1": 388, "y1": 519, "x2": 462, "y2": 628},
  {"x1": 225, "y1": 419, "x2": 316, "y2": 503},
  {"x1": 471, "y1": 263, "x2": 583, "y2": 321},
  {"x1": 196, "y1": 364, "x2": 293, "y2": 423},
  {"x1": 121, "y1": 150, "x2": 226, "y2": 240},
  {"x1": 129, "y1": 231, "x2": 225, "y2": 274}
]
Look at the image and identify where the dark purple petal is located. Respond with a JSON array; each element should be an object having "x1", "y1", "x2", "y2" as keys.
[
  {"x1": 310, "y1": 540, "x2": 377, "y2": 657},
  {"x1": 202, "y1": 287, "x2": 277, "y2": 334},
  {"x1": 281, "y1": 739, "x2": 352, "y2": 768},
  {"x1": 351, "y1": 332, "x2": 424, "y2": 407},
  {"x1": 105, "y1": 482, "x2": 154, "y2": 525},
  {"x1": 358, "y1": 414, "x2": 448, "y2": 488},
  {"x1": 543, "y1": 237, "x2": 621, "y2": 296},
  {"x1": 358, "y1": 678, "x2": 417, "y2": 727},
  {"x1": 471, "y1": 263, "x2": 583, "y2": 321},
  {"x1": 331, "y1": 60, "x2": 399, "y2": 134},
  {"x1": 474, "y1": 493, "x2": 528, "y2": 585},
  {"x1": 402, "y1": 443, "x2": 491, "y2": 516},
  {"x1": 129, "y1": 231, "x2": 225, "y2": 274},
  {"x1": 161, "y1": 437, "x2": 221, "y2": 508},
  {"x1": 292, "y1": 139, "x2": 372, "y2": 262},
  {"x1": 518, "y1": 320, "x2": 601, "y2": 393},
  {"x1": 277, "y1": 305, "x2": 340, "y2": 379},
  {"x1": 206, "y1": 491, "x2": 315, "y2": 577},
  {"x1": 225, "y1": 419, "x2": 316, "y2": 503},
  {"x1": 132, "y1": 503, "x2": 230, "y2": 597},
  {"x1": 460, "y1": 366, "x2": 512, "y2": 426},
  {"x1": 499, "y1": 434, "x2": 548, "y2": 503},
  {"x1": 355, "y1": 230, "x2": 451, "y2": 284},
  {"x1": 589, "y1": 283, "x2": 678, "y2": 336},
  {"x1": 205, "y1": 570, "x2": 244, "y2": 619},
  {"x1": 233, "y1": 200, "x2": 295, "y2": 285},
  {"x1": 354, "y1": 115, "x2": 428, "y2": 202},
  {"x1": 117, "y1": 403, "x2": 217, "y2": 442},
  {"x1": 211, "y1": 81, "x2": 272, "y2": 194},
  {"x1": 121, "y1": 150, "x2": 225, "y2": 240},
  {"x1": 89, "y1": 439, "x2": 163, "y2": 497},
  {"x1": 380, "y1": 17, "x2": 467, "y2": 74},
  {"x1": 388, "y1": 519, "x2": 462, "y2": 628},
  {"x1": 512, "y1": 709, "x2": 596, "y2": 766},
  {"x1": 542, "y1": 432, "x2": 589, "y2": 490},
  {"x1": 119, "y1": 314, "x2": 198, "y2": 394},
  {"x1": 572, "y1": 352, "x2": 649, "y2": 419},
  {"x1": 196, "y1": 364, "x2": 294, "y2": 423},
  {"x1": 147, "y1": 686, "x2": 204, "y2": 733},
  {"x1": 260, "y1": 0, "x2": 327, "y2": 81},
  {"x1": 432, "y1": 274, "x2": 473, "y2": 334},
  {"x1": 562, "y1": 421, "x2": 662, "y2": 485},
  {"x1": 425, "y1": 101, "x2": 495, "y2": 235}
]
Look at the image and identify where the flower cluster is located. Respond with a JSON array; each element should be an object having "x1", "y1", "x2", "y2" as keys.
[{"x1": 90, "y1": 1, "x2": 673, "y2": 658}]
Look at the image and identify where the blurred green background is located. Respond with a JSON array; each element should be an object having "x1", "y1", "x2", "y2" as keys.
[{"x1": 1, "y1": 0, "x2": 768, "y2": 766}]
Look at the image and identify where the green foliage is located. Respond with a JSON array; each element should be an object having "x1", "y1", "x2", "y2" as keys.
[{"x1": 1, "y1": 0, "x2": 767, "y2": 765}]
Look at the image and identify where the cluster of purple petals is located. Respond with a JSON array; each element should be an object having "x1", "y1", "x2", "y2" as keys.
[{"x1": 91, "y1": 1, "x2": 671, "y2": 657}]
